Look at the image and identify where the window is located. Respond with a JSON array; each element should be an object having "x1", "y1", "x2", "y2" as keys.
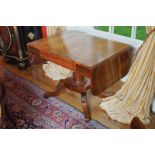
[
  {"x1": 69, "y1": 26, "x2": 145, "y2": 48},
  {"x1": 114, "y1": 26, "x2": 132, "y2": 37},
  {"x1": 136, "y1": 26, "x2": 147, "y2": 40},
  {"x1": 95, "y1": 26, "x2": 109, "y2": 32},
  {"x1": 95, "y1": 26, "x2": 147, "y2": 41}
]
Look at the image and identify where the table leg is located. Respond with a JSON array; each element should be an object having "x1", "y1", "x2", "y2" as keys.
[
  {"x1": 43, "y1": 81, "x2": 65, "y2": 98},
  {"x1": 81, "y1": 92, "x2": 90, "y2": 121}
]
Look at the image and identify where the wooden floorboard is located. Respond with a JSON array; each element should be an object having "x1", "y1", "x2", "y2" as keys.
[{"x1": 4, "y1": 62, "x2": 155, "y2": 129}]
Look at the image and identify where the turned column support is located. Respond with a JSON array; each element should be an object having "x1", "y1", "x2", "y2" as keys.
[
  {"x1": 70, "y1": 72, "x2": 86, "y2": 86},
  {"x1": 42, "y1": 71, "x2": 90, "y2": 121}
]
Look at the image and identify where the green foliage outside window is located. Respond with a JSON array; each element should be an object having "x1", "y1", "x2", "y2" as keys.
[
  {"x1": 95, "y1": 26, "x2": 147, "y2": 40},
  {"x1": 136, "y1": 26, "x2": 147, "y2": 40},
  {"x1": 114, "y1": 26, "x2": 132, "y2": 37},
  {"x1": 95, "y1": 26, "x2": 109, "y2": 32}
]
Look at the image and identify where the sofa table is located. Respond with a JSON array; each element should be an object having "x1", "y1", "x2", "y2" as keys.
[{"x1": 27, "y1": 31, "x2": 132, "y2": 121}]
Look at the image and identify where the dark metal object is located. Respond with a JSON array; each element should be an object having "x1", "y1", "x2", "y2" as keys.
[{"x1": 0, "y1": 26, "x2": 42, "y2": 69}]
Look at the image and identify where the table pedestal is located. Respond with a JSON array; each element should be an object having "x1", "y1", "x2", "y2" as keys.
[{"x1": 44, "y1": 72, "x2": 91, "y2": 121}]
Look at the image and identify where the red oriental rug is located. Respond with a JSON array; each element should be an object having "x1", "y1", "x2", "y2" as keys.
[{"x1": 3, "y1": 69, "x2": 106, "y2": 129}]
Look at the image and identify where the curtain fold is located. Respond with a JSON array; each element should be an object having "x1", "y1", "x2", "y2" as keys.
[
  {"x1": 146, "y1": 26, "x2": 155, "y2": 34},
  {"x1": 100, "y1": 26, "x2": 155, "y2": 125},
  {"x1": 46, "y1": 26, "x2": 67, "y2": 36}
]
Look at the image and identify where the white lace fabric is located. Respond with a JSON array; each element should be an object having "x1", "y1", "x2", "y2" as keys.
[{"x1": 42, "y1": 61, "x2": 73, "y2": 81}]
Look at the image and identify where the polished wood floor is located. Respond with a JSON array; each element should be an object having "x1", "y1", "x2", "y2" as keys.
[{"x1": 4, "y1": 62, "x2": 155, "y2": 129}]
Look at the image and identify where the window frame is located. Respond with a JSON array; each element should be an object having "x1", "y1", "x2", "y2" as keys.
[{"x1": 68, "y1": 26, "x2": 143, "y2": 50}]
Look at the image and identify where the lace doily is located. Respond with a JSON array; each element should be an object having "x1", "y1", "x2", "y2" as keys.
[{"x1": 42, "y1": 61, "x2": 73, "y2": 81}]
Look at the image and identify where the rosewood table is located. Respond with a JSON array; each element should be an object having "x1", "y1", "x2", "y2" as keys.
[{"x1": 27, "y1": 31, "x2": 132, "y2": 121}]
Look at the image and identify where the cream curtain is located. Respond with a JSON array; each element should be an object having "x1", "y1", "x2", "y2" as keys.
[
  {"x1": 46, "y1": 26, "x2": 67, "y2": 36},
  {"x1": 100, "y1": 26, "x2": 155, "y2": 125},
  {"x1": 42, "y1": 26, "x2": 73, "y2": 81}
]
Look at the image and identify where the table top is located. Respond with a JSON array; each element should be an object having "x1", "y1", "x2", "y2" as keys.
[{"x1": 27, "y1": 31, "x2": 131, "y2": 68}]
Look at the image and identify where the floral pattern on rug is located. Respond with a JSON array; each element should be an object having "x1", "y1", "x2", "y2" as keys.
[{"x1": 4, "y1": 69, "x2": 107, "y2": 129}]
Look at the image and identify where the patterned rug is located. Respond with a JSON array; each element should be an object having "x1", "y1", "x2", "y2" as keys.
[{"x1": 3, "y1": 69, "x2": 106, "y2": 129}]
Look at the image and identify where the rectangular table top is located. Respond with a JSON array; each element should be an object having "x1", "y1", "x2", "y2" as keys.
[{"x1": 27, "y1": 31, "x2": 131, "y2": 69}]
